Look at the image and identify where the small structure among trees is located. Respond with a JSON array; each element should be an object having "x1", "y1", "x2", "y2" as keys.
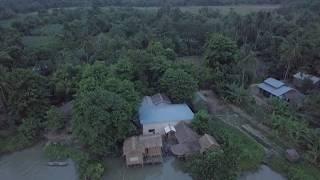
[
  {"x1": 258, "y1": 78, "x2": 304, "y2": 105},
  {"x1": 199, "y1": 134, "x2": 220, "y2": 153},
  {"x1": 139, "y1": 93, "x2": 194, "y2": 135},
  {"x1": 123, "y1": 136, "x2": 145, "y2": 167},
  {"x1": 123, "y1": 134, "x2": 163, "y2": 167},
  {"x1": 170, "y1": 122, "x2": 219, "y2": 158}
]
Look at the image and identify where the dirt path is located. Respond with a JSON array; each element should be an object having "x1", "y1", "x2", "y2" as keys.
[{"x1": 198, "y1": 90, "x2": 284, "y2": 157}]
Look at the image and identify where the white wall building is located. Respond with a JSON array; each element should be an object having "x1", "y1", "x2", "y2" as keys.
[{"x1": 139, "y1": 94, "x2": 194, "y2": 135}]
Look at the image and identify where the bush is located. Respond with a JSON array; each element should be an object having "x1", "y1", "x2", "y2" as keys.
[
  {"x1": 208, "y1": 117, "x2": 264, "y2": 170},
  {"x1": 0, "y1": 134, "x2": 35, "y2": 154},
  {"x1": 268, "y1": 156, "x2": 320, "y2": 180},
  {"x1": 46, "y1": 106, "x2": 65, "y2": 131},
  {"x1": 187, "y1": 142, "x2": 240, "y2": 180},
  {"x1": 44, "y1": 143, "x2": 69, "y2": 161},
  {"x1": 192, "y1": 110, "x2": 210, "y2": 135}
]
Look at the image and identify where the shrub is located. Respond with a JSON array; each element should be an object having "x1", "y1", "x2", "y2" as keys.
[
  {"x1": 192, "y1": 110, "x2": 210, "y2": 135},
  {"x1": 187, "y1": 141, "x2": 240, "y2": 180}
]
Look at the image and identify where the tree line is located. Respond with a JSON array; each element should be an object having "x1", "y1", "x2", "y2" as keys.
[
  {"x1": 0, "y1": 0, "x2": 283, "y2": 15},
  {"x1": 1, "y1": 0, "x2": 320, "y2": 179}
]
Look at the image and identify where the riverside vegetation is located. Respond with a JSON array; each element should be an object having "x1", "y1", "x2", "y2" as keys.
[{"x1": 1, "y1": 0, "x2": 320, "y2": 179}]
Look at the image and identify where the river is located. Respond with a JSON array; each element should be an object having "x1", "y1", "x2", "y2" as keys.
[
  {"x1": 0, "y1": 144, "x2": 286, "y2": 180},
  {"x1": 0, "y1": 144, "x2": 77, "y2": 180}
]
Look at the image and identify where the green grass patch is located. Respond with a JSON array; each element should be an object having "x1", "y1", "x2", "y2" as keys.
[
  {"x1": 0, "y1": 134, "x2": 35, "y2": 154},
  {"x1": 22, "y1": 35, "x2": 61, "y2": 49},
  {"x1": 208, "y1": 117, "x2": 265, "y2": 171},
  {"x1": 268, "y1": 156, "x2": 320, "y2": 180}
]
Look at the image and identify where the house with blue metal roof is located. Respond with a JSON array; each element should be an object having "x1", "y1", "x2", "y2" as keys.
[
  {"x1": 258, "y1": 78, "x2": 304, "y2": 104},
  {"x1": 139, "y1": 94, "x2": 194, "y2": 135}
]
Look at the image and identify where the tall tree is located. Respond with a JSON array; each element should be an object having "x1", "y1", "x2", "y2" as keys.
[
  {"x1": 160, "y1": 68, "x2": 198, "y2": 103},
  {"x1": 188, "y1": 142, "x2": 240, "y2": 180},
  {"x1": 72, "y1": 89, "x2": 135, "y2": 155}
]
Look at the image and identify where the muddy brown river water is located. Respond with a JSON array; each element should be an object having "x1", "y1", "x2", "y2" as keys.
[{"x1": 0, "y1": 144, "x2": 286, "y2": 180}]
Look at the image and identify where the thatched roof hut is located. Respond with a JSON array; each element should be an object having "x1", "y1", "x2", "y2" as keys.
[
  {"x1": 199, "y1": 134, "x2": 220, "y2": 153},
  {"x1": 170, "y1": 122, "x2": 200, "y2": 157},
  {"x1": 123, "y1": 136, "x2": 145, "y2": 167},
  {"x1": 139, "y1": 134, "x2": 163, "y2": 157},
  {"x1": 174, "y1": 122, "x2": 200, "y2": 144},
  {"x1": 123, "y1": 134, "x2": 163, "y2": 166}
]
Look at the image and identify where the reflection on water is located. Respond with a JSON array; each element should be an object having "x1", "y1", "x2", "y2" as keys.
[
  {"x1": 104, "y1": 156, "x2": 193, "y2": 180},
  {"x1": 0, "y1": 144, "x2": 77, "y2": 180},
  {"x1": 0, "y1": 144, "x2": 286, "y2": 180},
  {"x1": 239, "y1": 165, "x2": 286, "y2": 180}
]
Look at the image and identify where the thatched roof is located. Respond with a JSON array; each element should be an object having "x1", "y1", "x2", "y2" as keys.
[
  {"x1": 175, "y1": 122, "x2": 199, "y2": 144},
  {"x1": 139, "y1": 134, "x2": 163, "y2": 149},
  {"x1": 199, "y1": 134, "x2": 220, "y2": 153},
  {"x1": 123, "y1": 135, "x2": 162, "y2": 156},
  {"x1": 171, "y1": 142, "x2": 200, "y2": 156},
  {"x1": 170, "y1": 122, "x2": 201, "y2": 156},
  {"x1": 123, "y1": 136, "x2": 145, "y2": 156}
]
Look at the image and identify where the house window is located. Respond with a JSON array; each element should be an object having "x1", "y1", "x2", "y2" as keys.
[{"x1": 148, "y1": 129, "x2": 155, "y2": 134}]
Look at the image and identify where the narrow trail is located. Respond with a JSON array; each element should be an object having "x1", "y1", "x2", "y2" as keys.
[{"x1": 199, "y1": 90, "x2": 285, "y2": 159}]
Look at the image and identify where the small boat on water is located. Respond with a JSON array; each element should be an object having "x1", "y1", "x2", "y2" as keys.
[{"x1": 47, "y1": 161, "x2": 68, "y2": 166}]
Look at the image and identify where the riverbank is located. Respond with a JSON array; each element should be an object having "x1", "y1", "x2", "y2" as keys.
[
  {"x1": 0, "y1": 142, "x2": 287, "y2": 180},
  {"x1": 0, "y1": 133, "x2": 41, "y2": 155}
]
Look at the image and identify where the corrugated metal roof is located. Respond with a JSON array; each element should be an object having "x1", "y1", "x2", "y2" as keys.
[
  {"x1": 264, "y1": 78, "x2": 285, "y2": 88},
  {"x1": 258, "y1": 82, "x2": 293, "y2": 97},
  {"x1": 139, "y1": 96, "x2": 194, "y2": 125}
]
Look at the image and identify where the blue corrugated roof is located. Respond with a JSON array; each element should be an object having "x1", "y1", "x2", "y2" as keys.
[
  {"x1": 264, "y1": 78, "x2": 285, "y2": 88},
  {"x1": 258, "y1": 80, "x2": 293, "y2": 97},
  {"x1": 139, "y1": 97, "x2": 194, "y2": 125}
]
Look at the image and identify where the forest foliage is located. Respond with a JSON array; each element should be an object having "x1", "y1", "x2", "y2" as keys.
[{"x1": 0, "y1": 0, "x2": 320, "y2": 179}]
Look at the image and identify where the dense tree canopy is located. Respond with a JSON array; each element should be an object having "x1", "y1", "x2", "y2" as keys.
[
  {"x1": 188, "y1": 142, "x2": 240, "y2": 180},
  {"x1": 1, "y1": 0, "x2": 320, "y2": 179},
  {"x1": 72, "y1": 89, "x2": 135, "y2": 155},
  {"x1": 205, "y1": 33, "x2": 239, "y2": 68},
  {"x1": 160, "y1": 68, "x2": 198, "y2": 103}
]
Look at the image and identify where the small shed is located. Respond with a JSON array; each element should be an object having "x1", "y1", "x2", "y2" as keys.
[
  {"x1": 139, "y1": 134, "x2": 163, "y2": 159},
  {"x1": 258, "y1": 78, "x2": 304, "y2": 104},
  {"x1": 199, "y1": 134, "x2": 220, "y2": 153},
  {"x1": 123, "y1": 136, "x2": 145, "y2": 167},
  {"x1": 123, "y1": 134, "x2": 163, "y2": 167},
  {"x1": 258, "y1": 78, "x2": 293, "y2": 98}
]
